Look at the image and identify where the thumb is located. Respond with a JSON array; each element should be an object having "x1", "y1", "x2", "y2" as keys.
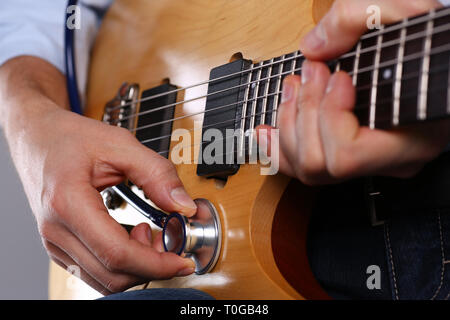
[
  {"x1": 110, "y1": 134, "x2": 197, "y2": 217},
  {"x1": 300, "y1": 0, "x2": 442, "y2": 61}
]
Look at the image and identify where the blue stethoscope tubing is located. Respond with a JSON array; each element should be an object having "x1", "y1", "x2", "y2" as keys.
[{"x1": 65, "y1": 0, "x2": 82, "y2": 115}]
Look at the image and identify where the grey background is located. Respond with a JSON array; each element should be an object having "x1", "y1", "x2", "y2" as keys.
[{"x1": 0, "y1": 130, "x2": 49, "y2": 299}]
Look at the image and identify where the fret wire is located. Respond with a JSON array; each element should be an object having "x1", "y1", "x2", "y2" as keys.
[
  {"x1": 352, "y1": 41, "x2": 361, "y2": 85},
  {"x1": 271, "y1": 55, "x2": 285, "y2": 127},
  {"x1": 128, "y1": 42, "x2": 450, "y2": 133},
  {"x1": 393, "y1": 20, "x2": 408, "y2": 126},
  {"x1": 370, "y1": 27, "x2": 384, "y2": 129},
  {"x1": 418, "y1": 10, "x2": 435, "y2": 120},
  {"x1": 292, "y1": 52, "x2": 298, "y2": 75},
  {"x1": 238, "y1": 64, "x2": 253, "y2": 159},
  {"x1": 248, "y1": 62, "x2": 262, "y2": 153},
  {"x1": 335, "y1": 60, "x2": 341, "y2": 72},
  {"x1": 260, "y1": 59, "x2": 273, "y2": 125}
]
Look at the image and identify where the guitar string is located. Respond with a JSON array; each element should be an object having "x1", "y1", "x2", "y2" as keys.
[
  {"x1": 107, "y1": 7, "x2": 450, "y2": 111},
  {"x1": 107, "y1": 53, "x2": 301, "y2": 112},
  {"x1": 162, "y1": 82, "x2": 450, "y2": 160},
  {"x1": 151, "y1": 71, "x2": 450, "y2": 157},
  {"x1": 141, "y1": 62, "x2": 450, "y2": 149},
  {"x1": 126, "y1": 42, "x2": 450, "y2": 133},
  {"x1": 118, "y1": 23, "x2": 450, "y2": 126}
]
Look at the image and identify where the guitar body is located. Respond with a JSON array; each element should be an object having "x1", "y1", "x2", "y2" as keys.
[{"x1": 49, "y1": 0, "x2": 334, "y2": 300}]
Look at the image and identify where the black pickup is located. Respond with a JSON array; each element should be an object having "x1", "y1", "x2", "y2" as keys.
[
  {"x1": 136, "y1": 83, "x2": 177, "y2": 158},
  {"x1": 196, "y1": 59, "x2": 252, "y2": 178}
]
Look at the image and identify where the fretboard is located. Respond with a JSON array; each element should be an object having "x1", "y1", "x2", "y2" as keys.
[{"x1": 238, "y1": 6, "x2": 450, "y2": 134}]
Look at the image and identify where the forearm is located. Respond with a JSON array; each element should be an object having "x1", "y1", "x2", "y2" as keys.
[{"x1": 0, "y1": 56, "x2": 70, "y2": 139}]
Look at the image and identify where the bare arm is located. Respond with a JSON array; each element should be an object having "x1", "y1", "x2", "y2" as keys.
[{"x1": 0, "y1": 56, "x2": 196, "y2": 295}]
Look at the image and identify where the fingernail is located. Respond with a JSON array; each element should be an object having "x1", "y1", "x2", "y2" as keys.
[
  {"x1": 302, "y1": 23, "x2": 327, "y2": 51},
  {"x1": 301, "y1": 60, "x2": 314, "y2": 85},
  {"x1": 177, "y1": 267, "x2": 195, "y2": 277},
  {"x1": 281, "y1": 80, "x2": 294, "y2": 103},
  {"x1": 171, "y1": 187, "x2": 197, "y2": 211},
  {"x1": 146, "y1": 227, "x2": 152, "y2": 242},
  {"x1": 326, "y1": 74, "x2": 339, "y2": 94}
]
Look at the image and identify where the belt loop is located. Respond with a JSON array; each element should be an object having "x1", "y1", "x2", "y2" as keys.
[{"x1": 366, "y1": 177, "x2": 387, "y2": 227}]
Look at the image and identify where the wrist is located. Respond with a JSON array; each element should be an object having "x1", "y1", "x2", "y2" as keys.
[{"x1": 0, "y1": 56, "x2": 70, "y2": 138}]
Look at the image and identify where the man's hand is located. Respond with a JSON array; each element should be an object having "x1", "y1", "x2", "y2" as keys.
[
  {"x1": 259, "y1": 0, "x2": 450, "y2": 185},
  {"x1": 0, "y1": 57, "x2": 197, "y2": 295}
]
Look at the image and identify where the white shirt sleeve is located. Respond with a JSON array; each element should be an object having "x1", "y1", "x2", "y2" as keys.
[{"x1": 0, "y1": 0, "x2": 111, "y2": 99}]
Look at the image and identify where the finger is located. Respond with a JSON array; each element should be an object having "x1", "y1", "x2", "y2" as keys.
[
  {"x1": 276, "y1": 75, "x2": 302, "y2": 173},
  {"x1": 59, "y1": 185, "x2": 196, "y2": 280},
  {"x1": 255, "y1": 125, "x2": 295, "y2": 177},
  {"x1": 129, "y1": 223, "x2": 153, "y2": 247},
  {"x1": 294, "y1": 60, "x2": 333, "y2": 184},
  {"x1": 301, "y1": 0, "x2": 442, "y2": 60},
  {"x1": 44, "y1": 223, "x2": 145, "y2": 294},
  {"x1": 318, "y1": 71, "x2": 435, "y2": 179},
  {"x1": 44, "y1": 240, "x2": 113, "y2": 296},
  {"x1": 106, "y1": 131, "x2": 197, "y2": 217}
]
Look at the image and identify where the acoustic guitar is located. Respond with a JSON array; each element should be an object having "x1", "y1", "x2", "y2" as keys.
[{"x1": 49, "y1": 0, "x2": 450, "y2": 299}]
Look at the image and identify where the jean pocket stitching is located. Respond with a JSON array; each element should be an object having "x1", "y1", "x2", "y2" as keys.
[
  {"x1": 384, "y1": 222, "x2": 400, "y2": 300},
  {"x1": 431, "y1": 210, "x2": 446, "y2": 300}
]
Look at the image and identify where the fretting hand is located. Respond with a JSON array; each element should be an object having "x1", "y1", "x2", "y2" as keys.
[{"x1": 259, "y1": 0, "x2": 450, "y2": 185}]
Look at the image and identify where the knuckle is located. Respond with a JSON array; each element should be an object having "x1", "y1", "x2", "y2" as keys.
[
  {"x1": 112, "y1": 126, "x2": 136, "y2": 145},
  {"x1": 101, "y1": 245, "x2": 128, "y2": 272}
]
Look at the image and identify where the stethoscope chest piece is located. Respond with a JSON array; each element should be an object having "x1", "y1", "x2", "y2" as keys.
[{"x1": 163, "y1": 199, "x2": 222, "y2": 275}]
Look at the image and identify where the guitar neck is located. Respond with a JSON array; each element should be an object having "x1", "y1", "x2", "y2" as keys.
[
  {"x1": 102, "y1": 6, "x2": 450, "y2": 171},
  {"x1": 240, "y1": 6, "x2": 450, "y2": 131}
]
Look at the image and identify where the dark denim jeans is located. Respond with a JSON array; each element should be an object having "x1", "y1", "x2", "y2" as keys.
[
  {"x1": 100, "y1": 288, "x2": 215, "y2": 300},
  {"x1": 307, "y1": 153, "x2": 450, "y2": 300}
]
